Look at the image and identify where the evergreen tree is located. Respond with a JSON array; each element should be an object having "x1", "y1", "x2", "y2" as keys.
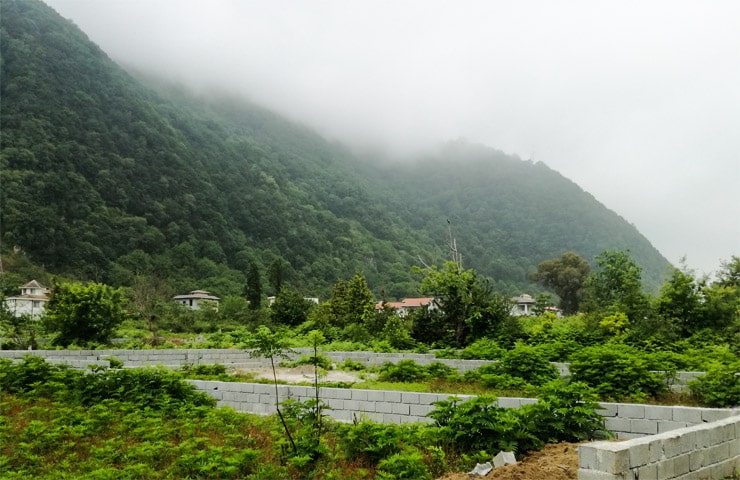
[{"x1": 245, "y1": 262, "x2": 262, "y2": 310}]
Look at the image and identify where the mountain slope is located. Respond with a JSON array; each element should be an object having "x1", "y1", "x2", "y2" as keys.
[{"x1": 0, "y1": 0, "x2": 669, "y2": 298}]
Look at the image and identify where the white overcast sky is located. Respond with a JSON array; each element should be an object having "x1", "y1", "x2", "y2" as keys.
[{"x1": 45, "y1": 0, "x2": 740, "y2": 276}]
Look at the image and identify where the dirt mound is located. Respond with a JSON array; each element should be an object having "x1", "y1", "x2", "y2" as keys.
[{"x1": 438, "y1": 442, "x2": 581, "y2": 480}]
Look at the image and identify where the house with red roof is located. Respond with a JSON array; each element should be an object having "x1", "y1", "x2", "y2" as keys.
[{"x1": 376, "y1": 297, "x2": 439, "y2": 317}]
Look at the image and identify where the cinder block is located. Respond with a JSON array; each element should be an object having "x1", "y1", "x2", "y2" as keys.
[
  {"x1": 384, "y1": 391, "x2": 402, "y2": 403},
  {"x1": 401, "y1": 392, "x2": 420, "y2": 404},
  {"x1": 383, "y1": 413, "x2": 402, "y2": 424},
  {"x1": 689, "y1": 448, "x2": 705, "y2": 471},
  {"x1": 674, "y1": 452, "x2": 691, "y2": 476},
  {"x1": 410, "y1": 404, "x2": 434, "y2": 417},
  {"x1": 375, "y1": 402, "x2": 393, "y2": 414},
  {"x1": 648, "y1": 438, "x2": 664, "y2": 463},
  {"x1": 496, "y1": 397, "x2": 522, "y2": 408},
  {"x1": 596, "y1": 443, "x2": 630, "y2": 473},
  {"x1": 597, "y1": 403, "x2": 619, "y2": 417},
  {"x1": 342, "y1": 400, "x2": 360, "y2": 411},
  {"x1": 618, "y1": 404, "x2": 645, "y2": 419},
  {"x1": 325, "y1": 388, "x2": 352, "y2": 400},
  {"x1": 366, "y1": 390, "x2": 385, "y2": 402},
  {"x1": 326, "y1": 399, "x2": 343, "y2": 410},
  {"x1": 701, "y1": 408, "x2": 733, "y2": 422},
  {"x1": 576, "y1": 468, "x2": 622, "y2": 480},
  {"x1": 329, "y1": 410, "x2": 353, "y2": 423},
  {"x1": 391, "y1": 403, "x2": 410, "y2": 415},
  {"x1": 604, "y1": 417, "x2": 632, "y2": 433},
  {"x1": 658, "y1": 420, "x2": 689, "y2": 433},
  {"x1": 644, "y1": 406, "x2": 672, "y2": 420},
  {"x1": 353, "y1": 401, "x2": 375, "y2": 413},
  {"x1": 631, "y1": 419, "x2": 658, "y2": 435},
  {"x1": 629, "y1": 442, "x2": 650, "y2": 468},
  {"x1": 634, "y1": 463, "x2": 657, "y2": 480},
  {"x1": 663, "y1": 433, "x2": 684, "y2": 458},
  {"x1": 704, "y1": 442, "x2": 730, "y2": 465},
  {"x1": 657, "y1": 458, "x2": 676, "y2": 478},
  {"x1": 672, "y1": 407, "x2": 702, "y2": 424},
  {"x1": 351, "y1": 390, "x2": 368, "y2": 401},
  {"x1": 579, "y1": 444, "x2": 600, "y2": 469}
]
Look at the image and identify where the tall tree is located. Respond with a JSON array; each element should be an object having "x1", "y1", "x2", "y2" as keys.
[
  {"x1": 326, "y1": 273, "x2": 375, "y2": 329},
  {"x1": 582, "y1": 250, "x2": 649, "y2": 321},
  {"x1": 267, "y1": 258, "x2": 287, "y2": 296},
  {"x1": 244, "y1": 261, "x2": 262, "y2": 310},
  {"x1": 416, "y1": 261, "x2": 503, "y2": 347},
  {"x1": 530, "y1": 252, "x2": 590, "y2": 315},
  {"x1": 270, "y1": 287, "x2": 314, "y2": 326},
  {"x1": 44, "y1": 281, "x2": 126, "y2": 346},
  {"x1": 656, "y1": 260, "x2": 702, "y2": 336}
]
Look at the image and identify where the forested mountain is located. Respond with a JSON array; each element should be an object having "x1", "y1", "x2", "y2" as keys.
[{"x1": 0, "y1": 0, "x2": 669, "y2": 299}]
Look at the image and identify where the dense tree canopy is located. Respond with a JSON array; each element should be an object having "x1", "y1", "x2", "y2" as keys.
[
  {"x1": 531, "y1": 252, "x2": 590, "y2": 315},
  {"x1": 44, "y1": 281, "x2": 126, "y2": 346}
]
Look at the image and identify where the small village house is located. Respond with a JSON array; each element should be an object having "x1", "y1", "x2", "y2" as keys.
[
  {"x1": 5, "y1": 280, "x2": 50, "y2": 318},
  {"x1": 173, "y1": 290, "x2": 221, "y2": 310}
]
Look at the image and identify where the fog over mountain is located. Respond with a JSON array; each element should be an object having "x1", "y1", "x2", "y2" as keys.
[{"x1": 45, "y1": 0, "x2": 740, "y2": 275}]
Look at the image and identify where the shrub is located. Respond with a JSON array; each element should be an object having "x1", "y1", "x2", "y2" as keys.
[
  {"x1": 287, "y1": 354, "x2": 333, "y2": 370},
  {"x1": 378, "y1": 360, "x2": 428, "y2": 382},
  {"x1": 459, "y1": 338, "x2": 504, "y2": 360},
  {"x1": 688, "y1": 362, "x2": 740, "y2": 408},
  {"x1": 76, "y1": 366, "x2": 216, "y2": 410},
  {"x1": 335, "y1": 421, "x2": 427, "y2": 466},
  {"x1": 522, "y1": 380, "x2": 606, "y2": 443},
  {"x1": 496, "y1": 343, "x2": 559, "y2": 386},
  {"x1": 569, "y1": 344, "x2": 668, "y2": 400},
  {"x1": 0, "y1": 356, "x2": 80, "y2": 399},
  {"x1": 428, "y1": 395, "x2": 541, "y2": 455},
  {"x1": 424, "y1": 361, "x2": 457, "y2": 380},
  {"x1": 376, "y1": 449, "x2": 432, "y2": 480}
]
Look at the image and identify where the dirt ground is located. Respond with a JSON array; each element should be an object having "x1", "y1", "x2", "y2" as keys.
[
  {"x1": 246, "y1": 365, "x2": 364, "y2": 384},
  {"x1": 439, "y1": 442, "x2": 582, "y2": 480}
]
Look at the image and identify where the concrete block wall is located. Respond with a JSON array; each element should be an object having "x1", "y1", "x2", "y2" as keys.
[
  {"x1": 187, "y1": 380, "x2": 474, "y2": 424},
  {"x1": 186, "y1": 379, "x2": 739, "y2": 434},
  {"x1": 578, "y1": 415, "x2": 740, "y2": 480},
  {"x1": 597, "y1": 403, "x2": 740, "y2": 440},
  {"x1": 0, "y1": 349, "x2": 722, "y2": 393}
]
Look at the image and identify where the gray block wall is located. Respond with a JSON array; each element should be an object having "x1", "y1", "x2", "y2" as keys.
[{"x1": 578, "y1": 415, "x2": 740, "y2": 480}]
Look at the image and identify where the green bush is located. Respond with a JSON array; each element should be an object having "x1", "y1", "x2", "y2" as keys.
[
  {"x1": 569, "y1": 344, "x2": 669, "y2": 401},
  {"x1": 0, "y1": 356, "x2": 80, "y2": 399},
  {"x1": 378, "y1": 360, "x2": 428, "y2": 382},
  {"x1": 376, "y1": 449, "x2": 432, "y2": 480},
  {"x1": 341, "y1": 359, "x2": 366, "y2": 371},
  {"x1": 459, "y1": 338, "x2": 504, "y2": 360},
  {"x1": 496, "y1": 343, "x2": 559, "y2": 386},
  {"x1": 335, "y1": 421, "x2": 427, "y2": 466},
  {"x1": 424, "y1": 361, "x2": 457, "y2": 380},
  {"x1": 521, "y1": 380, "x2": 607, "y2": 443},
  {"x1": 286, "y1": 354, "x2": 334, "y2": 370},
  {"x1": 428, "y1": 395, "x2": 541, "y2": 454},
  {"x1": 688, "y1": 362, "x2": 740, "y2": 408}
]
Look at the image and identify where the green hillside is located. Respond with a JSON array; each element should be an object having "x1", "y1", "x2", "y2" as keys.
[{"x1": 0, "y1": 0, "x2": 669, "y2": 299}]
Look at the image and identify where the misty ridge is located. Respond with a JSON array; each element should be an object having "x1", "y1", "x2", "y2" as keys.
[{"x1": 1, "y1": 0, "x2": 710, "y2": 301}]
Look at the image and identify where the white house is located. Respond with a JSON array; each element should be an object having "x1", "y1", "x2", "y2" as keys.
[
  {"x1": 173, "y1": 290, "x2": 221, "y2": 310},
  {"x1": 511, "y1": 293, "x2": 536, "y2": 316},
  {"x1": 5, "y1": 280, "x2": 50, "y2": 318}
]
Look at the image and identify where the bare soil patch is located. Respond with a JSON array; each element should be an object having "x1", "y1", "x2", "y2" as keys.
[
  {"x1": 244, "y1": 365, "x2": 364, "y2": 384},
  {"x1": 438, "y1": 442, "x2": 582, "y2": 480}
]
